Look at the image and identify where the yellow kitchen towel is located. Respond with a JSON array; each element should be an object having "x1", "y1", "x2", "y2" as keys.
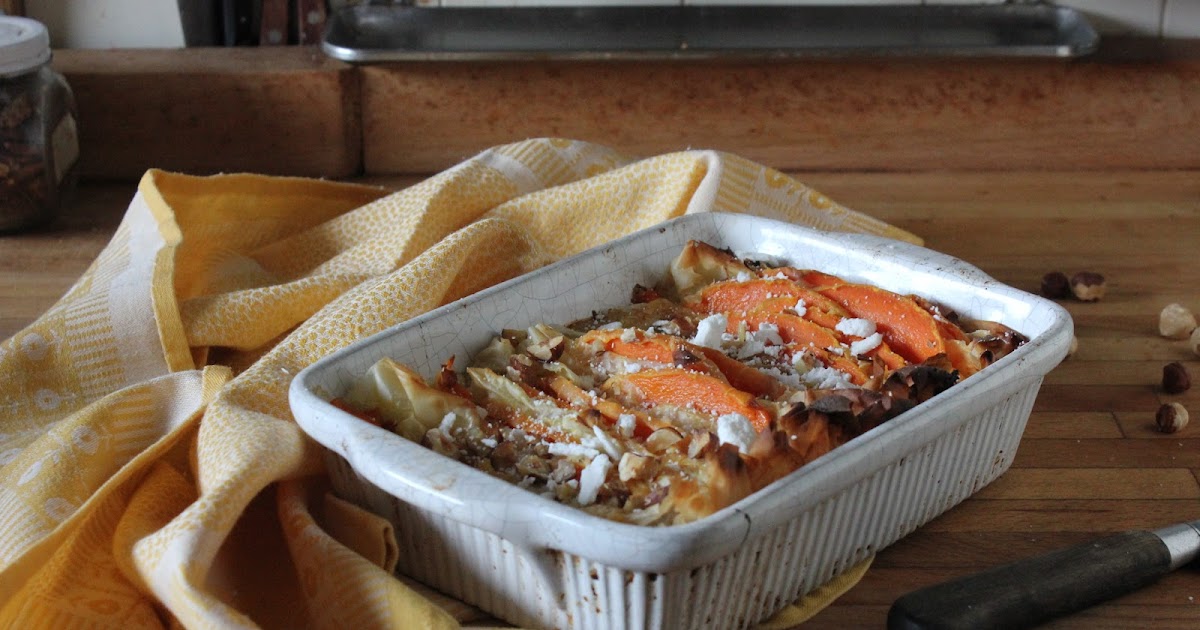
[{"x1": 0, "y1": 138, "x2": 918, "y2": 629}]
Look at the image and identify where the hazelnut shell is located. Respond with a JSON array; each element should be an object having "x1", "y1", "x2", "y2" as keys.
[
  {"x1": 1156, "y1": 402, "x2": 1190, "y2": 434},
  {"x1": 1070, "y1": 272, "x2": 1106, "y2": 302},
  {"x1": 1163, "y1": 362, "x2": 1191, "y2": 394}
]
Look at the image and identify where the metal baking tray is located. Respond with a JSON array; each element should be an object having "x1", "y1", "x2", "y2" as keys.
[{"x1": 322, "y1": 3, "x2": 1099, "y2": 62}]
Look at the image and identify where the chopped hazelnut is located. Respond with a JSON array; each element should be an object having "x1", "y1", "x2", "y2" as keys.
[
  {"x1": 686, "y1": 431, "x2": 716, "y2": 458},
  {"x1": 645, "y1": 428, "x2": 683, "y2": 454},
  {"x1": 1159, "y1": 303, "x2": 1197, "y2": 340},
  {"x1": 527, "y1": 335, "x2": 565, "y2": 362},
  {"x1": 1156, "y1": 402, "x2": 1189, "y2": 434},
  {"x1": 618, "y1": 452, "x2": 656, "y2": 482},
  {"x1": 1040, "y1": 271, "x2": 1071, "y2": 299},
  {"x1": 1163, "y1": 362, "x2": 1191, "y2": 394},
  {"x1": 1070, "y1": 272, "x2": 1106, "y2": 302}
]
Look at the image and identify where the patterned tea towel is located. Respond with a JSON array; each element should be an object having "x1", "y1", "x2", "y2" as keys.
[{"x1": 0, "y1": 138, "x2": 918, "y2": 629}]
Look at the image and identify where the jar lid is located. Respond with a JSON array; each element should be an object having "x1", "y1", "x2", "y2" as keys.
[{"x1": 0, "y1": 17, "x2": 49, "y2": 77}]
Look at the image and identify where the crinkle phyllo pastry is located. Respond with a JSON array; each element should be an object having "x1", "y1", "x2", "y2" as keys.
[{"x1": 334, "y1": 240, "x2": 1027, "y2": 526}]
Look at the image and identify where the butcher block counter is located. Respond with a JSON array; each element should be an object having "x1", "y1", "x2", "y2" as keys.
[
  {"x1": 3, "y1": 47, "x2": 1200, "y2": 628},
  {"x1": 4, "y1": 169, "x2": 1198, "y2": 628}
]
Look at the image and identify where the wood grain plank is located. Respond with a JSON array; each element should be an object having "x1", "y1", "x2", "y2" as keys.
[
  {"x1": 975, "y1": 469, "x2": 1200, "y2": 500},
  {"x1": 1013, "y1": 439, "x2": 1200, "y2": 468},
  {"x1": 799, "y1": 171, "x2": 1200, "y2": 205},
  {"x1": 360, "y1": 59, "x2": 1200, "y2": 174},
  {"x1": 1023, "y1": 412, "x2": 1124, "y2": 439},
  {"x1": 839, "y1": 567, "x2": 1200, "y2": 607},
  {"x1": 51, "y1": 49, "x2": 361, "y2": 179},
  {"x1": 872, "y1": 531, "x2": 1107, "y2": 569},
  {"x1": 1045, "y1": 361, "x2": 1186, "y2": 387},
  {"x1": 1032, "y1": 385, "x2": 1162, "y2": 413},
  {"x1": 923, "y1": 500, "x2": 1200, "y2": 532}
]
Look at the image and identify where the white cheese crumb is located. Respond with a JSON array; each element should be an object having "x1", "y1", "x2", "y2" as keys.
[
  {"x1": 548, "y1": 442, "x2": 600, "y2": 459},
  {"x1": 735, "y1": 271, "x2": 754, "y2": 282},
  {"x1": 691, "y1": 314, "x2": 728, "y2": 349},
  {"x1": 850, "y1": 332, "x2": 883, "y2": 356},
  {"x1": 619, "y1": 327, "x2": 638, "y2": 342},
  {"x1": 794, "y1": 299, "x2": 807, "y2": 317},
  {"x1": 755, "y1": 323, "x2": 784, "y2": 346},
  {"x1": 736, "y1": 323, "x2": 785, "y2": 359},
  {"x1": 716, "y1": 413, "x2": 758, "y2": 454},
  {"x1": 760, "y1": 366, "x2": 805, "y2": 390},
  {"x1": 802, "y1": 367, "x2": 856, "y2": 390},
  {"x1": 439, "y1": 412, "x2": 460, "y2": 435},
  {"x1": 518, "y1": 476, "x2": 535, "y2": 488},
  {"x1": 836, "y1": 317, "x2": 877, "y2": 338},
  {"x1": 592, "y1": 425, "x2": 624, "y2": 460},
  {"x1": 577, "y1": 454, "x2": 612, "y2": 506},
  {"x1": 480, "y1": 437, "x2": 498, "y2": 448},
  {"x1": 617, "y1": 414, "x2": 637, "y2": 437},
  {"x1": 598, "y1": 321, "x2": 623, "y2": 330},
  {"x1": 624, "y1": 362, "x2": 643, "y2": 373}
]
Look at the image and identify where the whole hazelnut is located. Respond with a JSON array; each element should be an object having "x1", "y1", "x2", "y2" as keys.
[
  {"x1": 1070, "y1": 272, "x2": 1106, "y2": 302},
  {"x1": 1163, "y1": 362, "x2": 1191, "y2": 394},
  {"x1": 1191, "y1": 327, "x2": 1200, "y2": 358},
  {"x1": 1040, "y1": 271, "x2": 1071, "y2": 299},
  {"x1": 1156, "y1": 402, "x2": 1189, "y2": 434},
  {"x1": 1159, "y1": 303, "x2": 1198, "y2": 339}
]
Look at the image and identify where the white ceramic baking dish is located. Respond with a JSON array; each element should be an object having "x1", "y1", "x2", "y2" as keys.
[{"x1": 289, "y1": 212, "x2": 1073, "y2": 630}]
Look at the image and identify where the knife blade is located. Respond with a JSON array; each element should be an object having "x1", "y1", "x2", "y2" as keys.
[{"x1": 887, "y1": 521, "x2": 1200, "y2": 630}]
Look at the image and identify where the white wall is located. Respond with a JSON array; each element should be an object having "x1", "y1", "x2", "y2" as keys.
[{"x1": 26, "y1": 0, "x2": 186, "y2": 49}]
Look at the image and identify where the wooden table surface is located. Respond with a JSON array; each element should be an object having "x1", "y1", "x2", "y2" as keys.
[{"x1": 3, "y1": 170, "x2": 1199, "y2": 628}]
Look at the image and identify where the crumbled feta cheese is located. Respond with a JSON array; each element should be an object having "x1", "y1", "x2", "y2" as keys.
[
  {"x1": 850, "y1": 332, "x2": 883, "y2": 356},
  {"x1": 736, "y1": 336, "x2": 766, "y2": 359},
  {"x1": 736, "y1": 323, "x2": 785, "y2": 359},
  {"x1": 577, "y1": 454, "x2": 612, "y2": 506},
  {"x1": 716, "y1": 413, "x2": 758, "y2": 454},
  {"x1": 801, "y1": 367, "x2": 856, "y2": 390},
  {"x1": 439, "y1": 412, "x2": 460, "y2": 435},
  {"x1": 691, "y1": 314, "x2": 728, "y2": 349},
  {"x1": 836, "y1": 318, "x2": 876, "y2": 338},
  {"x1": 592, "y1": 425, "x2": 624, "y2": 460},
  {"x1": 548, "y1": 442, "x2": 600, "y2": 459},
  {"x1": 794, "y1": 299, "x2": 807, "y2": 317},
  {"x1": 617, "y1": 414, "x2": 637, "y2": 437},
  {"x1": 620, "y1": 328, "x2": 638, "y2": 343},
  {"x1": 735, "y1": 271, "x2": 754, "y2": 282},
  {"x1": 480, "y1": 437, "x2": 498, "y2": 448},
  {"x1": 598, "y1": 321, "x2": 623, "y2": 330},
  {"x1": 518, "y1": 476, "x2": 536, "y2": 488},
  {"x1": 760, "y1": 366, "x2": 805, "y2": 390},
  {"x1": 792, "y1": 351, "x2": 814, "y2": 371},
  {"x1": 755, "y1": 323, "x2": 784, "y2": 346},
  {"x1": 624, "y1": 362, "x2": 643, "y2": 373}
]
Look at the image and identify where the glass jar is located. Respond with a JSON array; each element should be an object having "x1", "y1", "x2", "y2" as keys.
[{"x1": 0, "y1": 16, "x2": 78, "y2": 233}]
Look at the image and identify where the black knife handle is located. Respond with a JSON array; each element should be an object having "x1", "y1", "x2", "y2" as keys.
[{"x1": 888, "y1": 530, "x2": 1173, "y2": 630}]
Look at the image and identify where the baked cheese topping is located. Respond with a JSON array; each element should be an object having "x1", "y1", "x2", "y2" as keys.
[{"x1": 335, "y1": 241, "x2": 1027, "y2": 526}]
